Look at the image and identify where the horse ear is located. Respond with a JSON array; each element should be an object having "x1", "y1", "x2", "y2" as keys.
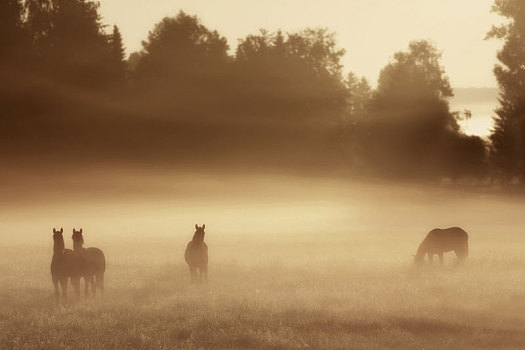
[
  {"x1": 195, "y1": 224, "x2": 198, "y2": 229},
  {"x1": 80, "y1": 228, "x2": 82, "y2": 234},
  {"x1": 202, "y1": 224, "x2": 205, "y2": 229},
  {"x1": 53, "y1": 228, "x2": 57, "y2": 234},
  {"x1": 59, "y1": 228, "x2": 63, "y2": 234}
]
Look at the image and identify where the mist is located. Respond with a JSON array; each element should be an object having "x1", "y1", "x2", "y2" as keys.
[{"x1": 2, "y1": 0, "x2": 525, "y2": 349}]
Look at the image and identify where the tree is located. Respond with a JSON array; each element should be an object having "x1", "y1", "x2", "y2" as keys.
[
  {"x1": 357, "y1": 40, "x2": 486, "y2": 178},
  {"x1": 486, "y1": 0, "x2": 525, "y2": 177},
  {"x1": 233, "y1": 28, "x2": 347, "y2": 124},
  {"x1": 26, "y1": 0, "x2": 111, "y2": 89},
  {"x1": 135, "y1": 11, "x2": 229, "y2": 79},
  {"x1": 0, "y1": 0, "x2": 39, "y2": 119},
  {"x1": 345, "y1": 73, "x2": 371, "y2": 122},
  {"x1": 340, "y1": 73, "x2": 372, "y2": 167},
  {"x1": 109, "y1": 25, "x2": 126, "y2": 84},
  {"x1": 132, "y1": 11, "x2": 230, "y2": 114}
]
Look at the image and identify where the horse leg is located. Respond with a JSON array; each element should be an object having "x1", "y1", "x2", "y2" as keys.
[
  {"x1": 189, "y1": 266, "x2": 196, "y2": 284},
  {"x1": 196, "y1": 268, "x2": 202, "y2": 284},
  {"x1": 438, "y1": 253, "x2": 444, "y2": 265},
  {"x1": 454, "y1": 250, "x2": 466, "y2": 264},
  {"x1": 59, "y1": 278, "x2": 68, "y2": 301},
  {"x1": 428, "y1": 253, "x2": 434, "y2": 265},
  {"x1": 53, "y1": 277, "x2": 60, "y2": 302},
  {"x1": 201, "y1": 265, "x2": 208, "y2": 283},
  {"x1": 84, "y1": 276, "x2": 90, "y2": 297},
  {"x1": 88, "y1": 276, "x2": 94, "y2": 296},
  {"x1": 71, "y1": 277, "x2": 81, "y2": 301},
  {"x1": 93, "y1": 272, "x2": 104, "y2": 294}
]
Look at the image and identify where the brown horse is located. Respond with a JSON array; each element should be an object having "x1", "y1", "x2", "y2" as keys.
[
  {"x1": 72, "y1": 228, "x2": 106, "y2": 296},
  {"x1": 414, "y1": 227, "x2": 469, "y2": 265},
  {"x1": 185, "y1": 224, "x2": 208, "y2": 283},
  {"x1": 50, "y1": 228, "x2": 81, "y2": 301}
]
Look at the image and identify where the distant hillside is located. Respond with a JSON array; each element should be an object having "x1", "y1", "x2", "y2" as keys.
[{"x1": 452, "y1": 88, "x2": 499, "y2": 104}]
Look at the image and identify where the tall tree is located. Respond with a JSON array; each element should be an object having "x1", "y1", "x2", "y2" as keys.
[
  {"x1": 234, "y1": 29, "x2": 347, "y2": 123},
  {"x1": 487, "y1": 0, "x2": 525, "y2": 177},
  {"x1": 26, "y1": 0, "x2": 111, "y2": 89},
  {"x1": 0, "y1": 0, "x2": 36, "y2": 119},
  {"x1": 109, "y1": 25, "x2": 126, "y2": 84},
  {"x1": 133, "y1": 11, "x2": 230, "y2": 114},
  {"x1": 345, "y1": 73, "x2": 371, "y2": 122},
  {"x1": 359, "y1": 41, "x2": 485, "y2": 177}
]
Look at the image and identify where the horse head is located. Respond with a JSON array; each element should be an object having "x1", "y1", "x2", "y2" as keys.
[
  {"x1": 52, "y1": 227, "x2": 63, "y2": 239},
  {"x1": 52, "y1": 227, "x2": 64, "y2": 253},
  {"x1": 193, "y1": 224, "x2": 206, "y2": 242},
  {"x1": 72, "y1": 228, "x2": 84, "y2": 245}
]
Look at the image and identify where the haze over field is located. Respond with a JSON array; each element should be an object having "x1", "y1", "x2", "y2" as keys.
[
  {"x1": 2, "y1": 173, "x2": 525, "y2": 348},
  {"x1": 2, "y1": 0, "x2": 525, "y2": 349}
]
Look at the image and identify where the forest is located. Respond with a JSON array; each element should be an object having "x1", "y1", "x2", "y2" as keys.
[{"x1": 1, "y1": 0, "x2": 524, "y2": 182}]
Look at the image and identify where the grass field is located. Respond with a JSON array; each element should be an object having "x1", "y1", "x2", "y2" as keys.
[{"x1": 1, "y1": 172, "x2": 525, "y2": 349}]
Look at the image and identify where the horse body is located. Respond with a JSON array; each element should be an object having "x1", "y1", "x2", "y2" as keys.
[
  {"x1": 72, "y1": 229, "x2": 106, "y2": 296},
  {"x1": 50, "y1": 228, "x2": 82, "y2": 301},
  {"x1": 185, "y1": 224, "x2": 208, "y2": 283},
  {"x1": 414, "y1": 227, "x2": 468, "y2": 265}
]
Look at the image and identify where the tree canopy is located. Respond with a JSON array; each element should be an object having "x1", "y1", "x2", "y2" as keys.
[
  {"x1": 349, "y1": 40, "x2": 486, "y2": 177},
  {"x1": 487, "y1": 0, "x2": 525, "y2": 177}
]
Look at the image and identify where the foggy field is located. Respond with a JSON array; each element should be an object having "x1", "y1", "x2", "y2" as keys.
[{"x1": 1, "y1": 172, "x2": 525, "y2": 349}]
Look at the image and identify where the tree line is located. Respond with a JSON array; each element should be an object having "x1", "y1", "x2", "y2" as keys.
[{"x1": 1, "y1": 0, "x2": 523, "y2": 182}]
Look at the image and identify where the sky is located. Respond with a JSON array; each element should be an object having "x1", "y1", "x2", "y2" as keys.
[{"x1": 98, "y1": 0, "x2": 504, "y2": 88}]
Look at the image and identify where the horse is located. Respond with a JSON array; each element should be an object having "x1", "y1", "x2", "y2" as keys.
[
  {"x1": 185, "y1": 224, "x2": 208, "y2": 284},
  {"x1": 72, "y1": 228, "x2": 106, "y2": 296},
  {"x1": 50, "y1": 228, "x2": 81, "y2": 301},
  {"x1": 414, "y1": 227, "x2": 469, "y2": 265}
]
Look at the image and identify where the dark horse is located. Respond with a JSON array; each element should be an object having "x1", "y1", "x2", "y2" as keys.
[
  {"x1": 72, "y1": 228, "x2": 106, "y2": 296},
  {"x1": 414, "y1": 227, "x2": 469, "y2": 265},
  {"x1": 185, "y1": 224, "x2": 208, "y2": 283},
  {"x1": 51, "y1": 228, "x2": 81, "y2": 301}
]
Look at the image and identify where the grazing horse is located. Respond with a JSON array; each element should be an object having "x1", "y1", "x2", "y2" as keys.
[
  {"x1": 414, "y1": 227, "x2": 469, "y2": 265},
  {"x1": 50, "y1": 228, "x2": 81, "y2": 301},
  {"x1": 185, "y1": 224, "x2": 208, "y2": 283},
  {"x1": 72, "y1": 228, "x2": 106, "y2": 296}
]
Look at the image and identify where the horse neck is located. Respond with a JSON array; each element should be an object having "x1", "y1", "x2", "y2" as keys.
[
  {"x1": 53, "y1": 239, "x2": 65, "y2": 255},
  {"x1": 73, "y1": 240, "x2": 84, "y2": 252},
  {"x1": 192, "y1": 232, "x2": 204, "y2": 243},
  {"x1": 415, "y1": 240, "x2": 428, "y2": 259}
]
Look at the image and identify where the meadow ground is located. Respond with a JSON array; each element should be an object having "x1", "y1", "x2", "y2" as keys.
[{"x1": 1, "y1": 171, "x2": 525, "y2": 349}]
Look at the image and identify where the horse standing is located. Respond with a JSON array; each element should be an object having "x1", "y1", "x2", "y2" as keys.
[
  {"x1": 50, "y1": 228, "x2": 81, "y2": 301},
  {"x1": 414, "y1": 227, "x2": 469, "y2": 265},
  {"x1": 72, "y1": 228, "x2": 106, "y2": 296},
  {"x1": 185, "y1": 224, "x2": 208, "y2": 283}
]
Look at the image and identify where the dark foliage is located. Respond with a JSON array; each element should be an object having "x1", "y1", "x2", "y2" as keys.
[
  {"x1": 0, "y1": 4, "x2": 493, "y2": 179},
  {"x1": 487, "y1": 0, "x2": 525, "y2": 178}
]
